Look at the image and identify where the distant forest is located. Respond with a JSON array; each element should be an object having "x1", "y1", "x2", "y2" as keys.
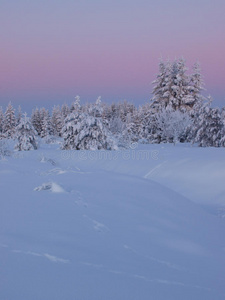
[{"x1": 1, "y1": 58, "x2": 225, "y2": 151}]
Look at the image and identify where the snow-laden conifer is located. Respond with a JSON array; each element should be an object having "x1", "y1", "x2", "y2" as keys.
[
  {"x1": 189, "y1": 62, "x2": 205, "y2": 108},
  {"x1": 61, "y1": 111, "x2": 83, "y2": 150},
  {"x1": 76, "y1": 98, "x2": 118, "y2": 150},
  {"x1": 40, "y1": 108, "x2": 52, "y2": 138},
  {"x1": 61, "y1": 103, "x2": 70, "y2": 120},
  {"x1": 15, "y1": 113, "x2": 38, "y2": 151},
  {"x1": 17, "y1": 106, "x2": 22, "y2": 125},
  {"x1": 31, "y1": 108, "x2": 42, "y2": 136},
  {"x1": 75, "y1": 116, "x2": 118, "y2": 150},
  {"x1": 3, "y1": 102, "x2": 16, "y2": 138},
  {"x1": 62, "y1": 97, "x2": 118, "y2": 150},
  {"x1": 70, "y1": 95, "x2": 81, "y2": 113},
  {"x1": 152, "y1": 58, "x2": 204, "y2": 113},
  {"x1": 0, "y1": 107, "x2": 4, "y2": 137},
  {"x1": 193, "y1": 98, "x2": 224, "y2": 147},
  {"x1": 51, "y1": 106, "x2": 63, "y2": 137}
]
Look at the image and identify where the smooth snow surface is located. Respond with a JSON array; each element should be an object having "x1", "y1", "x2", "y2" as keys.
[{"x1": 1, "y1": 143, "x2": 225, "y2": 300}]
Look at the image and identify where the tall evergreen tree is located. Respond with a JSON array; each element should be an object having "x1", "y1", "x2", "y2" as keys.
[
  {"x1": 220, "y1": 107, "x2": 225, "y2": 147},
  {"x1": 70, "y1": 95, "x2": 81, "y2": 113},
  {"x1": 51, "y1": 106, "x2": 63, "y2": 137},
  {"x1": 31, "y1": 108, "x2": 42, "y2": 136},
  {"x1": 61, "y1": 97, "x2": 83, "y2": 149},
  {"x1": 3, "y1": 102, "x2": 16, "y2": 138},
  {"x1": 15, "y1": 113, "x2": 38, "y2": 151},
  {"x1": 61, "y1": 112, "x2": 84, "y2": 150},
  {"x1": 17, "y1": 105, "x2": 23, "y2": 125},
  {"x1": 151, "y1": 59, "x2": 170, "y2": 110},
  {"x1": 190, "y1": 62, "x2": 205, "y2": 105},
  {"x1": 0, "y1": 107, "x2": 4, "y2": 136},
  {"x1": 40, "y1": 108, "x2": 52, "y2": 138},
  {"x1": 61, "y1": 103, "x2": 70, "y2": 120},
  {"x1": 152, "y1": 58, "x2": 203, "y2": 113}
]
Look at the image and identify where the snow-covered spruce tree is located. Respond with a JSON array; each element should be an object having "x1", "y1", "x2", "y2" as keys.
[
  {"x1": 15, "y1": 113, "x2": 38, "y2": 151},
  {"x1": 108, "y1": 115, "x2": 131, "y2": 149},
  {"x1": 108, "y1": 116, "x2": 125, "y2": 135},
  {"x1": 188, "y1": 62, "x2": 205, "y2": 110},
  {"x1": 193, "y1": 98, "x2": 224, "y2": 147},
  {"x1": 125, "y1": 109, "x2": 143, "y2": 143},
  {"x1": 150, "y1": 59, "x2": 189, "y2": 143},
  {"x1": 104, "y1": 100, "x2": 137, "y2": 147},
  {"x1": 31, "y1": 108, "x2": 42, "y2": 136},
  {"x1": 151, "y1": 59, "x2": 170, "y2": 111},
  {"x1": 61, "y1": 111, "x2": 83, "y2": 150},
  {"x1": 53, "y1": 97, "x2": 81, "y2": 140},
  {"x1": 151, "y1": 58, "x2": 197, "y2": 112},
  {"x1": 16, "y1": 105, "x2": 22, "y2": 125},
  {"x1": 220, "y1": 107, "x2": 225, "y2": 147},
  {"x1": 40, "y1": 108, "x2": 53, "y2": 139},
  {"x1": 3, "y1": 102, "x2": 16, "y2": 138},
  {"x1": 70, "y1": 95, "x2": 81, "y2": 113},
  {"x1": 61, "y1": 96, "x2": 84, "y2": 149},
  {"x1": 172, "y1": 58, "x2": 193, "y2": 111},
  {"x1": 61, "y1": 103, "x2": 70, "y2": 120},
  {"x1": 150, "y1": 58, "x2": 208, "y2": 144},
  {"x1": 117, "y1": 100, "x2": 136, "y2": 123},
  {"x1": 51, "y1": 106, "x2": 63, "y2": 137},
  {"x1": 0, "y1": 107, "x2": 4, "y2": 137},
  {"x1": 75, "y1": 116, "x2": 118, "y2": 150},
  {"x1": 108, "y1": 113, "x2": 126, "y2": 135},
  {"x1": 89, "y1": 96, "x2": 103, "y2": 117},
  {"x1": 105, "y1": 102, "x2": 131, "y2": 148},
  {"x1": 62, "y1": 97, "x2": 118, "y2": 150},
  {"x1": 75, "y1": 97, "x2": 118, "y2": 150},
  {"x1": 136, "y1": 103, "x2": 154, "y2": 143}
]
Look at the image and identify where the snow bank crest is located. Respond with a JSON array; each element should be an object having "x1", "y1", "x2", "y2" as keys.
[{"x1": 34, "y1": 182, "x2": 65, "y2": 193}]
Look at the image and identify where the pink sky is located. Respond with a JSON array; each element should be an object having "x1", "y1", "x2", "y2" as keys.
[{"x1": 1, "y1": 0, "x2": 225, "y2": 109}]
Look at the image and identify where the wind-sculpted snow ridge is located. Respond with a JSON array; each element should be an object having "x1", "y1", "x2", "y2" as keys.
[
  {"x1": 58, "y1": 144, "x2": 225, "y2": 207},
  {"x1": 1, "y1": 144, "x2": 225, "y2": 300},
  {"x1": 34, "y1": 182, "x2": 65, "y2": 193}
]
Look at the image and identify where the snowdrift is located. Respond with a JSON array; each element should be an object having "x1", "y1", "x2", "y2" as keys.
[{"x1": 1, "y1": 144, "x2": 225, "y2": 299}]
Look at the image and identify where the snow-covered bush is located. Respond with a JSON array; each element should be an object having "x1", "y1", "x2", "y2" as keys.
[
  {"x1": 108, "y1": 116, "x2": 130, "y2": 148},
  {"x1": 152, "y1": 108, "x2": 192, "y2": 144},
  {"x1": 15, "y1": 114, "x2": 38, "y2": 151}
]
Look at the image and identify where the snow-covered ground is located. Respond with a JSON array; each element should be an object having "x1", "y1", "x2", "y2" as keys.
[{"x1": 1, "y1": 142, "x2": 225, "y2": 299}]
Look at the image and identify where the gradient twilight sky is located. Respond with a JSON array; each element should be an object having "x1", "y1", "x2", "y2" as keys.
[{"x1": 1, "y1": 0, "x2": 225, "y2": 110}]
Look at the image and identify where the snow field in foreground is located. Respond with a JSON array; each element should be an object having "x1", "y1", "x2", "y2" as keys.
[{"x1": 1, "y1": 143, "x2": 225, "y2": 300}]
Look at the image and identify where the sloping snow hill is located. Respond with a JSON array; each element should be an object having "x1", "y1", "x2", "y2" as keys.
[{"x1": 0, "y1": 144, "x2": 225, "y2": 300}]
